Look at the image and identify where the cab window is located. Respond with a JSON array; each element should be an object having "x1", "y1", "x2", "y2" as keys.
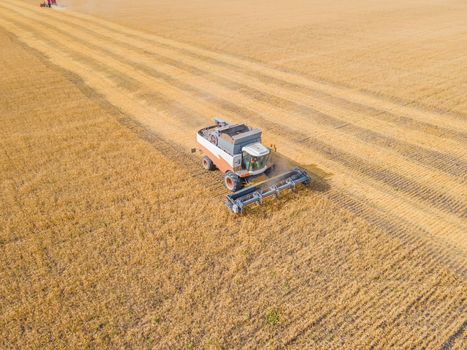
[
  {"x1": 242, "y1": 151, "x2": 252, "y2": 170},
  {"x1": 243, "y1": 152, "x2": 269, "y2": 171}
]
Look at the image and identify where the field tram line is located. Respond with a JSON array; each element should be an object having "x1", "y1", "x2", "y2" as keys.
[
  {"x1": 432, "y1": 316, "x2": 467, "y2": 350},
  {"x1": 278, "y1": 295, "x2": 360, "y2": 346},
  {"x1": 9, "y1": 4, "x2": 467, "y2": 178},
  {"x1": 376, "y1": 302, "x2": 433, "y2": 347},
  {"x1": 325, "y1": 287, "x2": 417, "y2": 344},
  {"x1": 9, "y1": 0, "x2": 467, "y2": 133},
  {"x1": 4, "y1": 13, "x2": 467, "y2": 219},
  {"x1": 5, "y1": 9, "x2": 467, "y2": 187}
]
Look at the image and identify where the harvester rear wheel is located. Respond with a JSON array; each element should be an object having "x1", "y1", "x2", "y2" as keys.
[
  {"x1": 224, "y1": 171, "x2": 242, "y2": 192},
  {"x1": 202, "y1": 156, "x2": 215, "y2": 171}
]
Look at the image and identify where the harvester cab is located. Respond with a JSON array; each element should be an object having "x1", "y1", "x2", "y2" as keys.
[{"x1": 195, "y1": 119, "x2": 311, "y2": 213}]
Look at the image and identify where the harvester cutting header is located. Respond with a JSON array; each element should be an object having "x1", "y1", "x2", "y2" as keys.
[{"x1": 194, "y1": 119, "x2": 311, "y2": 214}]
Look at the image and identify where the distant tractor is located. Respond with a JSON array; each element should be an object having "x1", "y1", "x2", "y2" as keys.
[{"x1": 195, "y1": 119, "x2": 311, "y2": 213}]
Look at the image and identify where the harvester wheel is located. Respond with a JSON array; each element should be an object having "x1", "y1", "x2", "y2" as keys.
[
  {"x1": 224, "y1": 171, "x2": 242, "y2": 192},
  {"x1": 202, "y1": 156, "x2": 215, "y2": 171}
]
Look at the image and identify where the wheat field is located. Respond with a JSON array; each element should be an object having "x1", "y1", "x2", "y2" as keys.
[{"x1": 0, "y1": 0, "x2": 466, "y2": 348}]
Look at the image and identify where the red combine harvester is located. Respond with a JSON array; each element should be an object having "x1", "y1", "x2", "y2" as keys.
[{"x1": 40, "y1": 0, "x2": 57, "y2": 8}]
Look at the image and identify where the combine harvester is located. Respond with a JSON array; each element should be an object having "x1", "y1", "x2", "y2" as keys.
[{"x1": 194, "y1": 119, "x2": 311, "y2": 214}]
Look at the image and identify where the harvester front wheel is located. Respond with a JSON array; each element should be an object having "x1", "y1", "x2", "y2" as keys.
[
  {"x1": 224, "y1": 171, "x2": 242, "y2": 192},
  {"x1": 202, "y1": 156, "x2": 215, "y2": 171}
]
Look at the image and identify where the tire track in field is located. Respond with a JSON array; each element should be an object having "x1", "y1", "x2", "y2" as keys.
[
  {"x1": 2, "y1": 6, "x2": 464, "y2": 270},
  {"x1": 6, "y1": 2, "x2": 465, "y2": 178},
  {"x1": 301, "y1": 277, "x2": 462, "y2": 348},
  {"x1": 2, "y1": 10, "x2": 465, "y2": 224},
  {"x1": 280, "y1": 281, "x2": 393, "y2": 346},
  {"x1": 7, "y1": 0, "x2": 465, "y2": 136},
  {"x1": 377, "y1": 290, "x2": 438, "y2": 347}
]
